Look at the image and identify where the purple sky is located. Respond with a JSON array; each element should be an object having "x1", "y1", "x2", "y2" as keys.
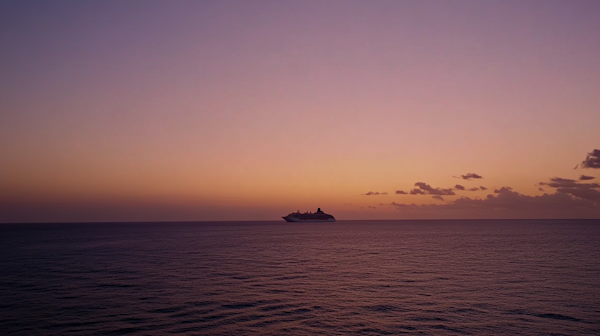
[{"x1": 1, "y1": 1, "x2": 599, "y2": 222}]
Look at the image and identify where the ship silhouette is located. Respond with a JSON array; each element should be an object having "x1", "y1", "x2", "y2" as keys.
[{"x1": 282, "y1": 208, "x2": 336, "y2": 222}]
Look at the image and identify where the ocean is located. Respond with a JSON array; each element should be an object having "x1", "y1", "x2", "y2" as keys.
[{"x1": 1, "y1": 219, "x2": 599, "y2": 335}]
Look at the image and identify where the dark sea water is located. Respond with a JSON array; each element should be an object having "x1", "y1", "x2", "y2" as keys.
[{"x1": 1, "y1": 220, "x2": 599, "y2": 335}]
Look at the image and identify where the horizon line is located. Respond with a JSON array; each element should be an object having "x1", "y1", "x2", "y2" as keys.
[{"x1": 2, "y1": 218, "x2": 599, "y2": 225}]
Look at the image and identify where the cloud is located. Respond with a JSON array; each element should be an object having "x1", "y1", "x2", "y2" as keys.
[
  {"x1": 549, "y1": 177, "x2": 576, "y2": 183},
  {"x1": 368, "y1": 206, "x2": 377, "y2": 209},
  {"x1": 578, "y1": 149, "x2": 600, "y2": 169},
  {"x1": 409, "y1": 188, "x2": 426, "y2": 195},
  {"x1": 364, "y1": 191, "x2": 389, "y2": 195},
  {"x1": 432, "y1": 195, "x2": 444, "y2": 201},
  {"x1": 539, "y1": 177, "x2": 600, "y2": 189},
  {"x1": 538, "y1": 187, "x2": 545, "y2": 192},
  {"x1": 456, "y1": 173, "x2": 483, "y2": 180},
  {"x1": 494, "y1": 187, "x2": 513, "y2": 193},
  {"x1": 413, "y1": 182, "x2": 455, "y2": 195},
  {"x1": 538, "y1": 177, "x2": 600, "y2": 201},
  {"x1": 480, "y1": 186, "x2": 488, "y2": 190},
  {"x1": 395, "y1": 190, "x2": 407, "y2": 194},
  {"x1": 454, "y1": 184, "x2": 465, "y2": 191},
  {"x1": 467, "y1": 187, "x2": 480, "y2": 191},
  {"x1": 580, "y1": 175, "x2": 595, "y2": 181}
]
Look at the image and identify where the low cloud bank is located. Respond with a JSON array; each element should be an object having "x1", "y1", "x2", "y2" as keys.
[{"x1": 387, "y1": 187, "x2": 599, "y2": 212}]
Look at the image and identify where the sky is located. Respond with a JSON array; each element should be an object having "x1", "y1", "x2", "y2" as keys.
[{"x1": 1, "y1": 0, "x2": 599, "y2": 222}]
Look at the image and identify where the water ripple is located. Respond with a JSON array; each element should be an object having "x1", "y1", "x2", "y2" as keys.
[{"x1": 1, "y1": 220, "x2": 599, "y2": 335}]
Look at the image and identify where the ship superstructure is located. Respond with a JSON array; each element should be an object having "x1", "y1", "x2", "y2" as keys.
[{"x1": 282, "y1": 208, "x2": 336, "y2": 222}]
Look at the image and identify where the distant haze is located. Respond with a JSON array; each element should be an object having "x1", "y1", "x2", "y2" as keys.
[{"x1": 1, "y1": 1, "x2": 599, "y2": 222}]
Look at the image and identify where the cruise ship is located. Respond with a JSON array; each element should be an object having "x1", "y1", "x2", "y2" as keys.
[{"x1": 282, "y1": 208, "x2": 336, "y2": 222}]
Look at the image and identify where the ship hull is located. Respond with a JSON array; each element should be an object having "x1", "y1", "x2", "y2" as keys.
[{"x1": 282, "y1": 216, "x2": 336, "y2": 222}]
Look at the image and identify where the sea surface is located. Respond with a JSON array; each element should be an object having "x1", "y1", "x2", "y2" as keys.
[{"x1": 1, "y1": 219, "x2": 599, "y2": 335}]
